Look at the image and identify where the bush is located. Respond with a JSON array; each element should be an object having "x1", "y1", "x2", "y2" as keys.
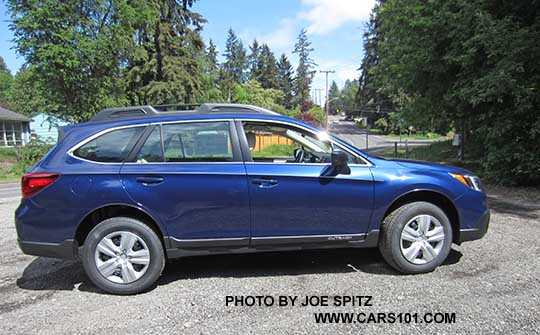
[
  {"x1": 11, "y1": 139, "x2": 53, "y2": 175},
  {"x1": 307, "y1": 106, "x2": 325, "y2": 125},
  {"x1": 0, "y1": 147, "x2": 18, "y2": 162},
  {"x1": 295, "y1": 112, "x2": 321, "y2": 127}
]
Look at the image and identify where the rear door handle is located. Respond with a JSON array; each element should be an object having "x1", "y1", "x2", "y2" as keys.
[
  {"x1": 252, "y1": 178, "x2": 278, "y2": 188},
  {"x1": 136, "y1": 176, "x2": 164, "y2": 185}
]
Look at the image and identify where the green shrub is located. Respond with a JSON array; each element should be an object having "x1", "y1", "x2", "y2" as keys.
[
  {"x1": 307, "y1": 106, "x2": 325, "y2": 124},
  {"x1": 0, "y1": 147, "x2": 18, "y2": 162},
  {"x1": 11, "y1": 139, "x2": 53, "y2": 175}
]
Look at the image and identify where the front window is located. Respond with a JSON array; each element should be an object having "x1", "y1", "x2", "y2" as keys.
[{"x1": 242, "y1": 121, "x2": 358, "y2": 164}]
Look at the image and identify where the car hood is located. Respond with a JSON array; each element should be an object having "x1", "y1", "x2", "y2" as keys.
[{"x1": 388, "y1": 159, "x2": 473, "y2": 175}]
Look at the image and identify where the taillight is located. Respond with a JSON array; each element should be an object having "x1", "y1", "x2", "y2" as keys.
[{"x1": 21, "y1": 173, "x2": 61, "y2": 198}]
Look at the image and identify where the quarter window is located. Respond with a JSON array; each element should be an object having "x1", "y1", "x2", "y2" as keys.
[{"x1": 73, "y1": 127, "x2": 144, "y2": 163}]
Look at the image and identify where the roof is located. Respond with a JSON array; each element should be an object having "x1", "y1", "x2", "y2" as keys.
[
  {"x1": 90, "y1": 103, "x2": 279, "y2": 122},
  {"x1": 0, "y1": 106, "x2": 31, "y2": 122}
]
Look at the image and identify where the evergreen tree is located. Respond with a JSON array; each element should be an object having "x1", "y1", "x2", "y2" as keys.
[
  {"x1": 126, "y1": 0, "x2": 206, "y2": 105},
  {"x1": 277, "y1": 54, "x2": 295, "y2": 109},
  {"x1": 221, "y1": 28, "x2": 247, "y2": 100},
  {"x1": 248, "y1": 39, "x2": 262, "y2": 80},
  {"x1": 329, "y1": 81, "x2": 340, "y2": 100},
  {"x1": 206, "y1": 39, "x2": 219, "y2": 74},
  {"x1": 293, "y1": 28, "x2": 316, "y2": 108},
  {"x1": 356, "y1": 9, "x2": 393, "y2": 115},
  {"x1": 328, "y1": 80, "x2": 340, "y2": 113},
  {"x1": 198, "y1": 39, "x2": 224, "y2": 102},
  {"x1": 222, "y1": 29, "x2": 247, "y2": 83},
  {"x1": 258, "y1": 44, "x2": 279, "y2": 90}
]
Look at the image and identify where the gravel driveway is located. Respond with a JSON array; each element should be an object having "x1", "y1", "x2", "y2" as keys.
[{"x1": 1, "y1": 186, "x2": 539, "y2": 334}]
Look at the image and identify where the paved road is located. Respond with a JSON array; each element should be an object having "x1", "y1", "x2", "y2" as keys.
[
  {"x1": 0, "y1": 182, "x2": 20, "y2": 203},
  {"x1": 327, "y1": 115, "x2": 388, "y2": 151},
  {"x1": 1, "y1": 186, "x2": 540, "y2": 334},
  {"x1": 327, "y1": 115, "x2": 441, "y2": 154}
]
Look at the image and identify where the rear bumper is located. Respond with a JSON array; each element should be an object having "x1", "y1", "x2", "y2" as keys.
[
  {"x1": 18, "y1": 239, "x2": 78, "y2": 260},
  {"x1": 459, "y1": 210, "x2": 490, "y2": 243}
]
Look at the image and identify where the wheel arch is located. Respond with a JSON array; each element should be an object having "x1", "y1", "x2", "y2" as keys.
[
  {"x1": 382, "y1": 189, "x2": 461, "y2": 243},
  {"x1": 75, "y1": 203, "x2": 168, "y2": 249}
]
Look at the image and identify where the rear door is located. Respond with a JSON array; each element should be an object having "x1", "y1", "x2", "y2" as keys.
[{"x1": 120, "y1": 120, "x2": 251, "y2": 249}]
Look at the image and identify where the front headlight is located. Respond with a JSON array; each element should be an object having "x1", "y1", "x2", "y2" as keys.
[{"x1": 449, "y1": 173, "x2": 483, "y2": 191}]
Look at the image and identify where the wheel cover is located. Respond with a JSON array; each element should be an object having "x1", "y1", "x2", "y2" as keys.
[
  {"x1": 400, "y1": 215, "x2": 445, "y2": 265},
  {"x1": 94, "y1": 231, "x2": 150, "y2": 284}
]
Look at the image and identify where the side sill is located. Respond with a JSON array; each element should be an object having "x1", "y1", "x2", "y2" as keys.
[{"x1": 164, "y1": 230, "x2": 380, "y2": 259}]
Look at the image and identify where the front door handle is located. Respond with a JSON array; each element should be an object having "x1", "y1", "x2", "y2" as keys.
[
  {"x1": 252, "y1": 177, "x2": 278, "y2": 188},
  {"x1": 136, "y1": 176, "x2": 164, "y2": 185}
]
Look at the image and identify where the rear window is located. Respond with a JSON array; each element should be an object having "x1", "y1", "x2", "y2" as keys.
[
  {"x1": 134, "y1": 121, "x2": 235, "y2": 163},
  {"x1": 73, "y1": 127, "x2": 145, "y2": 163}
]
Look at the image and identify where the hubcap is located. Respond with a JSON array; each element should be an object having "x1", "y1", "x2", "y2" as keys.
[
  {"x1": 400, "y1": 215, "x2": 445, "y2": 265},
  {"x1": 94, "y1": 231, "x2": 150, "y2": 284}
]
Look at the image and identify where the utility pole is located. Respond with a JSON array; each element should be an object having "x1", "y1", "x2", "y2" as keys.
[
  {"x1": 320, "y1": 70, "x2": 335, "y2": 130},
  {"x1": 314, "y1": 88, "x2": 324, "y2": 106}
]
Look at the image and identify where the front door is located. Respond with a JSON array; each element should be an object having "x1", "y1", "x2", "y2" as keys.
[
  {"x1": 238, "y1": 120, "x2": 374, "y2": 246},
  {"x1": 120, "y1": 120, "x2": 250, "y2": 249}
]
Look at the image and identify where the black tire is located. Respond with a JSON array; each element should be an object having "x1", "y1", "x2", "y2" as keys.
[
  {"x1": 81, "y1": 217, "x2": 165, "y2": 295},
  {"x1": 379, "y1": 202, "x2": 453, "y2": 274}
]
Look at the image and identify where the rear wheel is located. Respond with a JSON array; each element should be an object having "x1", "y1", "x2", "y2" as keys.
[
  {"x1": 81, "y1": 217, "x2": 165, "y2": 295},
  {"x1": 379, "y1": 202, "x2": 452, "y2": 274}
]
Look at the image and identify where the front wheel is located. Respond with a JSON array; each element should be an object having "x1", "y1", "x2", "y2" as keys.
[
  {"x1": 81, "y1": 217, "x2": 165, "y2": 295},
  {"x1": 379, "y1": 202, "x2": 453, "y2": 274}
]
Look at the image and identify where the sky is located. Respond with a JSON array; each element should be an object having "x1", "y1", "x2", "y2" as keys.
[{"x1": 0, "y1": 0, "x2": 376, "y2": 102}]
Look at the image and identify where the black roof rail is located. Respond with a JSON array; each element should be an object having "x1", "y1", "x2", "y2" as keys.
[
  {"x1": 90, "y1": 103, "x2": 279, "y2": 122},
  {"x1": 91, "y1": 105, "x2": 159, "y2": 122},
  {"x1": 196, "y1": 103, "x2": 279, "y2": 115}
]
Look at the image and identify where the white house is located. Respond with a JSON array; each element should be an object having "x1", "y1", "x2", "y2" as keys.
[{"x1": 0, "y1": 106, "x2": 31, "y2": 147}]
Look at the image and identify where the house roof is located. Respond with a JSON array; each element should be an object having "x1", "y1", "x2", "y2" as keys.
[{"x1": 0, "y1": 106, "x2": 31, "y2": 122}]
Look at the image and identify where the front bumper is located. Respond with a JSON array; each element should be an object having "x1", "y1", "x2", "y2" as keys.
[
  {"x1": 18, "y1": 239, "x2": 78, "y2": 260},
  {"x1": 458, "y1": 210, "x2": 490, "y2": 243}
]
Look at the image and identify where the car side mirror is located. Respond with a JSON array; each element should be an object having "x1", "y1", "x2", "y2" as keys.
[{"x1": 331, "y1": 149, "x2": 351, "y2": 175}]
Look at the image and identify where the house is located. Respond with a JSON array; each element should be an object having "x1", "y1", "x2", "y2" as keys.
[
  {"x1": 30, "y1": 113, "x2": 70, "y2": 144},
  {"x1": 0, "y1": 106, "x2": 31, "y2": 147}
]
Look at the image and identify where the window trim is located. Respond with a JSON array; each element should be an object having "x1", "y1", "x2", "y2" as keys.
[
  {"x1": 68, "y1": 124, "x2": 149, "y2": 165},
  {"x1": 236, "y1": 119, "x2": 372, "y2": 167},
  {"x1": 125, "y1": 125, "x2": 161, "y2": 163},
  {"x1": 128, "y1": 119, "x2": 243, "y2": 164}
]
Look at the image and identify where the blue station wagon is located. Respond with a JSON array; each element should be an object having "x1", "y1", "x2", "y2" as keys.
[{"x1": 15, "y1": 103, "x2": 489, "y2": 294}]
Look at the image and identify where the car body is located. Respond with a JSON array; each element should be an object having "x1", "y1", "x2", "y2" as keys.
[{"x1": 15, "y1": 103, "x2": 489, "y2": 294}]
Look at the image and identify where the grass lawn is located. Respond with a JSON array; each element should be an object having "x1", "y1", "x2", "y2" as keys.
[
  {"x1": 376, "y1": 133, "x2": 449, "y2": 141},
  {"x1": 0, "y1": 172, "x2": 21, "y2": 183},
  {"x1": 0, "y1": 148, "x2": 21, "y2": 183},
  {"x1": 377, "y1": 140, "x2": 484, "y2": 176}
]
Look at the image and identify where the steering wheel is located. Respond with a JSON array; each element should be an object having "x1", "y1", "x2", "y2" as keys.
[{"x1": 293, "y1": 147, "x2": 305, "y2": 163}]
